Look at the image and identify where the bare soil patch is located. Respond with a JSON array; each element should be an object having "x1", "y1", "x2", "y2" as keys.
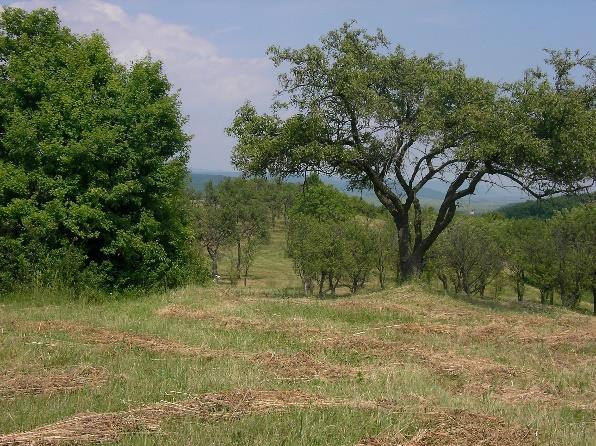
[
  {"x1": 355, "y1": 409, "x2": 536, "y2": 446},
  {"x1": 0, "y1": 389, "x2": 389, "y2": 445},
  {"x1": 0, "y1": 366, "x2": 109, "y2": 399}
]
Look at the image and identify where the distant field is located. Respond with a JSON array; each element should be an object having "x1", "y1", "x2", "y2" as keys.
[{"x1": 0, "y1": 236, "x2": 594, "y2": 445}]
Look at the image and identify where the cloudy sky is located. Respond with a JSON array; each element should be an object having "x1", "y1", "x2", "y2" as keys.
[{"x1": 9, "y1": 0, "x2": 596, "y2": 171}]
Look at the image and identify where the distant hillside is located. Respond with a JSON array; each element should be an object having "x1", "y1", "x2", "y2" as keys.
[
  {"x1": 497, "y1": 193, "x2": 595, "y2": 219},
  {"x1": 189, "y1": 170, "x2": 528, "y2": 209},
  {"x1": 189, "y1": 172, "x2": 240, "y2": 190},
  {"x1": 188, "y1": 171, "x2": 442, "y2": 203}
]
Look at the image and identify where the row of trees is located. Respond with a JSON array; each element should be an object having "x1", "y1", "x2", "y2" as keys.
[
  {"x1": 426, "y1": 205, "x2": 595, "y2": 311},
  {"x1": 194, "y1": 173, "x2": 594, "y2": 314},
  {"x1": 1, "y1": 8, "x2": 593, "y2": 300}
]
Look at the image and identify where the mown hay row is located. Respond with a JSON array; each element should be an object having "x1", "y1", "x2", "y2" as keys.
[
  {"x1": 0, "y1": 389, "x2": 388, "y2": 445},
  {"x1": 355, "y1": 409, "x2": 537, "y2": 446},
  {"x1": 0, "y1": 366, "x2": 109, "y2": 399},
  {"x1": 12, "y1": 319, "x2": 354, "y2": 380},
  {"x1": 156, "y1": 304, "x2": 337, "y2": 337}
]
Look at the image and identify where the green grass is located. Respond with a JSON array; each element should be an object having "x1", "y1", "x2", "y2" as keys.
[{"x1": 0, "y1": 232, "x2": 594, "y2": 445}]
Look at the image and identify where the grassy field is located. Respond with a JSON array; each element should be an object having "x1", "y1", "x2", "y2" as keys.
[{"x1": 0, "y1": 228, "x2": 594, "y2": 445}]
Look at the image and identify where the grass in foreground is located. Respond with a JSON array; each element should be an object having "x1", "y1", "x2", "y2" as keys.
[{"x1": 0, "y1": 279, "x2": 594, "y2": 445}]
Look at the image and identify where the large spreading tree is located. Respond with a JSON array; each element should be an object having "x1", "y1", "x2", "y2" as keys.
[
  {"x1": 0, "y1": 8, "x2": 204, "y2": 291},
  {"x1": 227, "y1": 23, "x2": 595, "y2": 280}
]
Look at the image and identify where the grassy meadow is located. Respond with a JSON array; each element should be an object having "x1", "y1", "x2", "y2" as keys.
[{"x1": 0, "y1": 225, "x2": 594, "y2": 445}]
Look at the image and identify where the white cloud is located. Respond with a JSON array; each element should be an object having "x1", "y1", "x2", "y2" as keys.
[{"x1": 10, "y1": 0, "x2": 276, "y2": 169}]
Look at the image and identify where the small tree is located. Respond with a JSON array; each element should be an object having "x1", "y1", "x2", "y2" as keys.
[
  {"x1": 521, "y1": 220, "x2": 558, "y2": 305},
  {"x1": 193, "y1": 183, "x2": 233, "y2": 278},
  {"x1": 502, "y1": 218, "x2": 539, "y2": 302},
  {"x1": 286, "y1": 177, "x2": 354, "y2": 296},
  {"x1": 342, "y1": 219, "x2": 376, "y2": 293},
  {"x1": 551, "y1": 205, "x2": 595, "y2": 309},
  {"x1": 434, "y1": 217, "x2": 504, "y2": 297},
  {"x1": 217, "y1": 178, "x2": 270, "y2": 285},
  {"x1": 370, "y1": 216, "x2": 398, "y2": 289}
]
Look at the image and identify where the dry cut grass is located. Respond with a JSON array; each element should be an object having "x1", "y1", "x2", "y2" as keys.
[
  {"x1": 356, "y1": 409, "x2": 537, "y2": 446},
  {"x1": 0, "y1": 366, "x2": 109, "y2": 399},
  {"x1": 0, "y1": 390, "x2": 388, "y2": 445}
]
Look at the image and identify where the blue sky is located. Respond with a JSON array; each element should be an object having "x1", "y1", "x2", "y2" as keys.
[{"x1": 11, "y1": 1, "x2": 596, "y2": 170}]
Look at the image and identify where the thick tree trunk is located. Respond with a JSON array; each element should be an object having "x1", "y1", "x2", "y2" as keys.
[
  {"x1": 318, "y1": 272, "x2": 325, "y2": 298},
  {"x1": 210, "y1": 258, "x2": 218, "y2": 277},
  {"x1": 236, "y1": 240, "x2": 241, "y2": 274},
  {"x1": 539, "y1": 289, "x2": 547, "y2": 305},
  {"x1": 516, "y1": 275, "x2": 525, "y2": 302},
  {"x1": 438, "y1": 274, "x2": 448, "y2": 294}
]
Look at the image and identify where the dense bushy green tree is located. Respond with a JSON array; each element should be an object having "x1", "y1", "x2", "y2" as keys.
[
  {"x1": 502, "y1": 218, "x2": 538, "y2": 301},
  {"x1": 370, "y1": 216, "x2": 398, "y2": 289},
  {"x1": 287, "y1": 178, "x2": 379, "y2": 296},
  {"x1": 551, "y1": 205, "x2": 595, "y2": 310},
  {"x1": 430, "y1": 217, "x2": 504, "y2": 297},
  {"x1": 0, "y1": 8, "x2": 206, "y2": 291},
  {"x1": 227, "y1": 23, "x2": 594, "y2": 280},
  {"x1": 520, "y1": 220, "x2": 558, "y2": 305}
]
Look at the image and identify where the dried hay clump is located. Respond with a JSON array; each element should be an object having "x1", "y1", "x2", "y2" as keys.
[
  {"x1": 0, "y1": 389, "x2": 381, "y2": 445},
  {"x1": 82, "y1": 327, "x2": 230, "y2": 358},
  {"x1": 28, "y1": 319, "x2": 232, "y2": 359},
  {"x1": 521, "y1": 328, "x2": 596, "y2": 348},
  {"x1": 157, "y1": 304, "x2": 337, "y2": 338},
  {"x1": 0, "y1": 366, "x2": 109, "y2": 398},
  {"x1": 157, "y1": 305, "x2": 267, "y2": 330},
  {"x1": 403, "y1": 346, "x2": 517, "y2": 381},
  {"x1": 315, "y1": 335, "x2": 401, "y2": 359},
  {"x1": 356, "y1": 410, "x2": 536, "y2": 446},
  {"x1": 492, "y1": 384, "x2": 561, "y2": 406},
  {"x1": 252, "y1": 351, "x2": 358, "y2": 380}
]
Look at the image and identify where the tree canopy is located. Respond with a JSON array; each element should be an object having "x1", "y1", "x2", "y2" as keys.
[
  {"x1": 0, "y1": 8, "x2": 206, "y2": 291},
  {"x1": 227, "y1": 23, "x2": 595, "y2": 280}
]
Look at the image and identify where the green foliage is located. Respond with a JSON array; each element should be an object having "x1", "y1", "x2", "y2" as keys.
[
  {"x1": 227, "y1": 22, "x2": 595, "y2": 279},
  {"x1": 286, "y1": 177, "x2": 380, "y2": 295},
  {"x1": 194, "y1": 178, "x2": 275, "y2": 284},
  {"x1": 289, "y1": 175, "x2": 353, "y2": 221},
  {"x1": 551, "y1": 205, "x2": 596, "y2": 309},
  {"x1": 0, "y1": 8, "x2": 208, "y2": 292},
  {"x1": 429, "y1": 216, "x2": 504, "y2": 297},
  {"x1": 498, "y1": 193, "x2": 595, "y2": 219}
]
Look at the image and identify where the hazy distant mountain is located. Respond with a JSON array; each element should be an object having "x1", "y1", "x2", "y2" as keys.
[{"x1": 189, "y1": 170, "x2": 528, "y2": 210}]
